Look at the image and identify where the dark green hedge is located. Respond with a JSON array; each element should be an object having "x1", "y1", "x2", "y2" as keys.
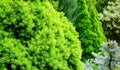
[{"x1": 0, "y1": 0, "x2": 82, "y2": 70}]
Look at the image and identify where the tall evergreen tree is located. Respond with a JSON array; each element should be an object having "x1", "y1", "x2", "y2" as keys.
[
  {"x1": 75, "y1": 0, "x2": 106, "y2": 60},
  {"x1": 75, "y1": 0, "x2": 93, "y2": 60}
]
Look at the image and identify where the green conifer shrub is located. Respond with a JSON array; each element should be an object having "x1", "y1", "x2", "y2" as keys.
[
  {"x1": 75, "y1": 0, "x2": 106, "y2": 60},
  {"x1": 0, "y1": 0, "x2": 82, "y2": 70}
]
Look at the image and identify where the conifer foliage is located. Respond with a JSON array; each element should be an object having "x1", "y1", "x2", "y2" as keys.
[
  {"x1": 50, "y1": 0, "x2": 106, "y2": 60},
  {"x1": 75, "y1": 0, "x2": 106, "y2": 59},
  {"x1": 0, "y1": 0, "x2": 82, "y2": 70},
  {"x1": 84, "y1": 41, "x2": 120, "y2": 70}
]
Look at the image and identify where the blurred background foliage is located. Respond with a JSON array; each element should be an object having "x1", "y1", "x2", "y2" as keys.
[
  {"x1": 98, "y1": 0, "x2": 120, "y2": 45},
  {"x1": 95, "y1": 0, "x2": 116, "y2": 12}
]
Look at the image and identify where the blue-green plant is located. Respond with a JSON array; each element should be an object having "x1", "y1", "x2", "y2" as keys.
[
  {"x1": 83, "y1": 59, "x2": 97, "y2": 70},
  {"x1": 84, "y1": 41, "x2": 120, "y2": 70},
  {"x1": 92, "y1": 41, "x2": 120, "y2": 70}
]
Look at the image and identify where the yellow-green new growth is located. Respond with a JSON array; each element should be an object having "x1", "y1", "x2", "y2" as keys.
[{"x1": 0, "y1": 0, "x2": 82, "y2": 70}]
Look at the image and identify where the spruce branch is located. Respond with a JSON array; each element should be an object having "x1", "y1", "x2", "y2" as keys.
[
  {"x1": 84, "y1": 40, "x2": 120, "y2": 70},
  {"x1": 93, "y1": 40, "x2": 120, "y2": 70}
]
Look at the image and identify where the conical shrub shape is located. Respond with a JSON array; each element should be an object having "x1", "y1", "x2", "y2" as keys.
[
  {"x1": 0, "y1": 0, "x2": 82, "y2": 70},
  {"x1": 75, "y1": 0, "x2": 106, "y2": 60},
  {"x1": 88, "y1": 0, "x2": 106, "y2": 55}
]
